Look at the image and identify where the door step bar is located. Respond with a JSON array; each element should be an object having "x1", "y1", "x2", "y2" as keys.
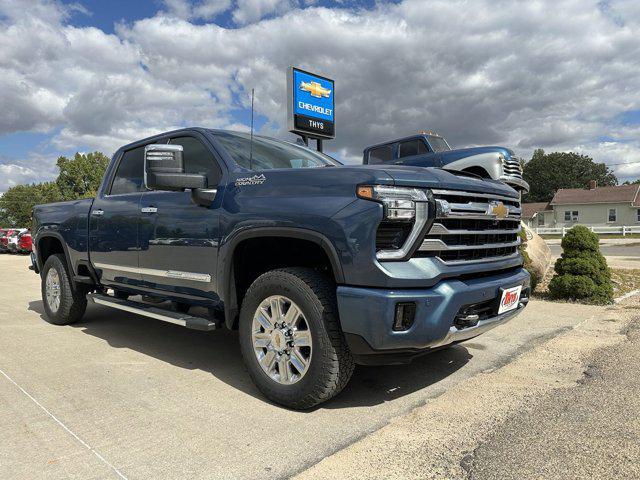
[{"x1": 87, "y1": 293, "x2": 220, "y2": 331}]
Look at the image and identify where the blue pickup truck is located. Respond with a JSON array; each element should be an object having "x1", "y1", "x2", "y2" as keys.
[
  {"x1": 31, "y1": 127, "x2": 529, "y2": 409},
  {"x1": 363, "y1": 131, "x2": 529, "y2": 193}
]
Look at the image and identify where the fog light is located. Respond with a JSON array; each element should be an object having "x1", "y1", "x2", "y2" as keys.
[{"x1": 393, "y1": 302, "x2": 416, "y2": 331}]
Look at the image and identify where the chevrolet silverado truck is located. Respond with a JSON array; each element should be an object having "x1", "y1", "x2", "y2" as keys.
[
  {"x1": 363, "y1": 131, "x2": 529, "y2": 193},
  {"x1": 31, "y1": 127, "x2": 529, "y2": 409}
]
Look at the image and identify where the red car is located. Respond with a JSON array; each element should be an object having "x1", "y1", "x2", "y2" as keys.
[
  {"x1": 0, "y1": 229, "x2": 16, "y2": 253},
  {"x1": 17, "y1": 230, "x2": 32, "y2": 254}
]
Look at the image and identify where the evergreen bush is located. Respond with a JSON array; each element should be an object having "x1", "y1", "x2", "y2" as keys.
[{"x1": 548, "y1": 226, "x2": 613, "y2": 304}]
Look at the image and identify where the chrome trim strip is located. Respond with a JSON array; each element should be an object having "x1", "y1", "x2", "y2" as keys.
[
  {"x1": 435, "y1": 252, "x2": 521, "y2": 265},
  {"x1": 91, "y1": 296, "x2": 187, "y2": 326},
  {"x1": 377, "y1": 201, "x2": 430, "y2": 260},
  {"x1": 431, "y1": 189, "x2": 520, "y2": 204},
  {"x1": 93, "y1": 262, "x2": 212, "y2": 283},
  {"x1": 430, "y1": 301, "x2": 526, "y2": 348},
  {"x1": 428, "y1": 223, "x2": 521, "y2": 236},
  {"x1": 419, "y1": 238, "x2": 521, "y2": 252}
]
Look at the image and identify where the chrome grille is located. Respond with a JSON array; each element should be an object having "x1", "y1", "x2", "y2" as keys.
[
  {"x1": 417, "y1": 189, "x2": 522, "y2": 264},
  {"x1": 503, "y1": 157, "x2": 523, "y2": 179}
]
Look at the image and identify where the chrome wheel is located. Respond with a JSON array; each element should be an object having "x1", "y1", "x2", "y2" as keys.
[
  {"x1": 45, "y1": 268, "x2": 61, "y2": 313},
  {"x1": 252, "y1": 295, "x2": 312, "y2": 385}
]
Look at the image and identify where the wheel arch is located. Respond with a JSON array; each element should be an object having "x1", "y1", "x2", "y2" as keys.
[
  {"x1": 36, "y1": 233, "x2": 75, "y2": 284},
  {"x1": 219, "y1": 227, "x2": 344, "y2": 330}
]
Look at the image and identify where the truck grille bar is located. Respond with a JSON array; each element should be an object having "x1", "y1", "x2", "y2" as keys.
[
  {"x1": 503, "y1": 157, "x2": 523, "y2": 179},
  {"x1": 416, "y1": 189, "x2": 522, "y2": 264}
]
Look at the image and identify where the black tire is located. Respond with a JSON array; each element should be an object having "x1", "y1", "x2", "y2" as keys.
[
  {"x1": 41, "y1": 254, "x2": 87, "y2": 325},
  {"x1": 239, "y1": 267, "x2": 354, "y2": 409}
]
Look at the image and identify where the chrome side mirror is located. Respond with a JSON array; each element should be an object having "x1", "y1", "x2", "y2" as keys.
[{"x1": 144, "y1": 144, "x2": 206, "y2": 191}]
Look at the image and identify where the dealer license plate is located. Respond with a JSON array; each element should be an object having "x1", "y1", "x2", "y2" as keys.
[{"x1": 498, "y1": 285, "x2": 522, "y2": 314}]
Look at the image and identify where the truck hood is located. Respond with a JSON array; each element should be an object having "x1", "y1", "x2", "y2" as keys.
[
  {"x1": 378, "y1": 164, "x2": 519, "y2": 198},
  {"x1": 440, "y1": 145, "x2": 513, "y2": 163}
]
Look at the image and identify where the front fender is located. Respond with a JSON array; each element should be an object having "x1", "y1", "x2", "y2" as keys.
[
  {"x1": 442, "y1": 152, "x2": 503, "y2": 180},
  {"x1": 217, "y1": 226, "x2": 345, "y2": 329}
]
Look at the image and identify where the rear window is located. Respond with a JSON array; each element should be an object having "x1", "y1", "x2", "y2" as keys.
[{"x1": 368, "y1": 145, "x2": 393, "y2": 164}]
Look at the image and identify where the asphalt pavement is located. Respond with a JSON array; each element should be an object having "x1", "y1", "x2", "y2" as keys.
[{"x1": 1, "y1": 254, "x2": 639, "y2": 479}]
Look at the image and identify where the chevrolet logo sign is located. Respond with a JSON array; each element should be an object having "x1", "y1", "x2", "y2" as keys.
[
  {"x1": 488, "y1": 201, "x2": 509, "y2": 219},
  {"x1": 299, "y1": 81, "x2": 331, "y2": 98}
]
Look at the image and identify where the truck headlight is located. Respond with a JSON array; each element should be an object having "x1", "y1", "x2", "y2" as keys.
[
  {"x1": 357, "y1": 185, "x2": 428, "y2": 221},
  {"x1": 357, "y1": 185, "x2": 432, "y2": 261}
]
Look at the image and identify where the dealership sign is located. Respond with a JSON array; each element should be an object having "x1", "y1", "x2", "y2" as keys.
[{"x1": 287, "y1": 67, "x2": 335, "y2": 139}]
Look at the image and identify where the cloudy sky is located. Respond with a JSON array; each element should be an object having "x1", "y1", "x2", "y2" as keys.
[{"x1": 1, "y1": 0, "x2": 640, "y2": 193}]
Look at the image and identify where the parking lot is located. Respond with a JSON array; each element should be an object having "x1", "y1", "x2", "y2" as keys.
[{"x1": 1, "y1": 253, "x2": 639, "y2": 479}]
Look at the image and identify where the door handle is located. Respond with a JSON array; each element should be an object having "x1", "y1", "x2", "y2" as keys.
[
  {"x1": 141, "y1": 207, "x2": 158, "y2": 214},
  {"x1": 91, "y1": 209, "x2": 104, "y2": 216}
]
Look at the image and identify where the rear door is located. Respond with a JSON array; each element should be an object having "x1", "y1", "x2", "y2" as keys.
[
  {"x1": 89, "y1": 146, "x2": 146, "y2": 288},
  {"x1": 137, "y1": 133, "x2": 223, "y2": 302}
]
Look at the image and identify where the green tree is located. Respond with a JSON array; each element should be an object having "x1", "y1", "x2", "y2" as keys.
[
  {"x1": 0, "y1": 182, "x2": 62, "y2": 227},
  {"x1": 523, "y1": 149, "x2": 617, "y2": 202},
  {"x1": 56, "y1": 152, "x2": 110, "y2": 200}
]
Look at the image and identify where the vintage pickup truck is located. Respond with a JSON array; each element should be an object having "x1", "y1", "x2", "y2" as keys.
[
  {"x1": 363, "y1": 132, "x2": 529, "y2": 193},
  {"x1": 31, "y1": 127, "x2": 529, "y2": 409}
]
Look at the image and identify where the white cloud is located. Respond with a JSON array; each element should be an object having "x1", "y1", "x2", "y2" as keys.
[
  {"x1": 1, "y1": 0, "x2": 640, "y2": 180},
  {"x1": 0, "y1": 153, "x2": 59, "y2": 194},
  {"x1": 233, "y1": 0, "x2": 296, "y2": 25},
  {"x1": 160, "y1": 0, "x2": 232, "y2": 20}
]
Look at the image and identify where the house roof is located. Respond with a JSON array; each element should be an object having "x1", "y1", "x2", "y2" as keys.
[
  {"x1": 522, "y1": 202, "x2": 552, "y2": 219},
  {"x1": 550, "y1": 184, "x2": 640, "y2": 206}
]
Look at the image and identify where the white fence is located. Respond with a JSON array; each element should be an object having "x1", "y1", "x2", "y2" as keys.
[{"x1": 534, "y1": 225, "x2": 640, "y2": 237}]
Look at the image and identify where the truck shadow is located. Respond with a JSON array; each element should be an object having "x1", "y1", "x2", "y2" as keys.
[{"x1": 28, "y1": 300, "x2": 473, "y2": 410}]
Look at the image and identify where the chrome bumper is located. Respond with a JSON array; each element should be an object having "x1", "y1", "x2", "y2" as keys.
[{"x1": 431, "y1": 298, "x2": 528, "y2": 348}]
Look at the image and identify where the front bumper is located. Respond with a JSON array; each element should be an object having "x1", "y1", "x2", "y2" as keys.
[
  {"x1": 500, "y1": 175, "x2": 529, "y2": 193},
  {"x1": 337, "y1": 267, "x2": 530, "y2": 364}
]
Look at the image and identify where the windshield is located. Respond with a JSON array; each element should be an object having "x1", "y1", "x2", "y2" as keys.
[
  {"x1": 212, "y1": 131, "x2": 340, "y2": 170},
  {"x1": 426, "y1": 135, "x2": 451, "y2": 152}
]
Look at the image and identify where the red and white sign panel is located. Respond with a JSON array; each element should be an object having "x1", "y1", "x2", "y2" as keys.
[{"x1": 498, "y1": 285, "x2": 522, "y2": 314}]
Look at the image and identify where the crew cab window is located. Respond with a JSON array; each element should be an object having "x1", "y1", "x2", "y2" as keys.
[
  {"x1": 213, "y1": 131, "x2": 339, "y2": 170},
  {"x1": 169, "y1": 136, "x2": 222, "y2": 186},
  {"x1": 399, "y1": 140, "x2": 429, "y2": 158},
  {"x1": 368, "y1": 145, "x2": 393, "y2": 164},
  {"x1": 110, "y1": 146, "x2": 145, "y2": 195}
]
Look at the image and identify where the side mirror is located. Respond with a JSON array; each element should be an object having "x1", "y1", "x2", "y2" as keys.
[{"x1": 144, "y1": 144, "x2": 206, "y2": 191}]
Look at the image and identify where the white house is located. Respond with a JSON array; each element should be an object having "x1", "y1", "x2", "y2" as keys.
[{"x1": 523, "y1": 182, "x2": 640, "y2": 228}]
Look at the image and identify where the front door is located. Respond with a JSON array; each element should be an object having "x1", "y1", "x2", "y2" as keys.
[
  {"x1": 137, "y1": 134, "x2": 223, "y2": 303},
  {"x1": 89, "y1": 146, "x2": 146, "y2": 288}
]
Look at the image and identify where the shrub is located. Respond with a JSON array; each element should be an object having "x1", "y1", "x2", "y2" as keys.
[{"x1": 548, "y1": 226, "x2": 613, "y2": 304}]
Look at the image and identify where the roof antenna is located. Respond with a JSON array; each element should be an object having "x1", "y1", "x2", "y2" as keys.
[{"x1": 249, "y1": 88, "x2": 254, "y2": 170}]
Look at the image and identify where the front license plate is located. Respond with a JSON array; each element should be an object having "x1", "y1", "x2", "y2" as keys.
[{"x1": 498, "y1": 285, "x2": 522, "y2": 314}]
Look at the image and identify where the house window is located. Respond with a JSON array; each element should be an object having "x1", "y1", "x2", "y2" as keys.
[
  {"x1": 537, "y1": 214, "x2": 545, "y2": 226},
  {"x1": 564, "y1": 210, "x2": 578, "y2": 222},
  {"x1": 637, "y1": 209, "x2": 640, "y2": 222},
  {"x1": 608, "y1": 208, "x2": 617, "y2": 223}
]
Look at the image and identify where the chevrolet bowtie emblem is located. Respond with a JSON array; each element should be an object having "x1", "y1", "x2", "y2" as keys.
[
  {"x1": 299, "y1": 81, "x2": 331, "y2": 98},
  {"x1": 489, "y1": 201, "x2": 509, "y2": 219}
]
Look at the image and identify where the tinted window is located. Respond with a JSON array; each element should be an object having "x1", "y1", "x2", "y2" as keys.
[
  {"x1": 399, "y1": 140, "x2": 429, "y2": 158},
  {"x1": 169, "y1": 136, "x2": 221, "y2": 186},
  {"x1": 368, "y1": 145, "x2": 393, "y2": 164},
  {"x1": 110, "y1": 146, "x2": 145, "y2": 195},
  {"x1": 213, "y1": 132, "x2": 338, "y2": 170}
]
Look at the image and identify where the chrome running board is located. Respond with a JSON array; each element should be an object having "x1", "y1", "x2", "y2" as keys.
[{"x1": 88, "y1": 293, "x2": 219, "y2": 331}]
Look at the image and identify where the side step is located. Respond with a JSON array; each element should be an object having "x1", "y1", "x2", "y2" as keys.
[{"x1": 87, "y1": 293, "x2": 220, "y2": 331}]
